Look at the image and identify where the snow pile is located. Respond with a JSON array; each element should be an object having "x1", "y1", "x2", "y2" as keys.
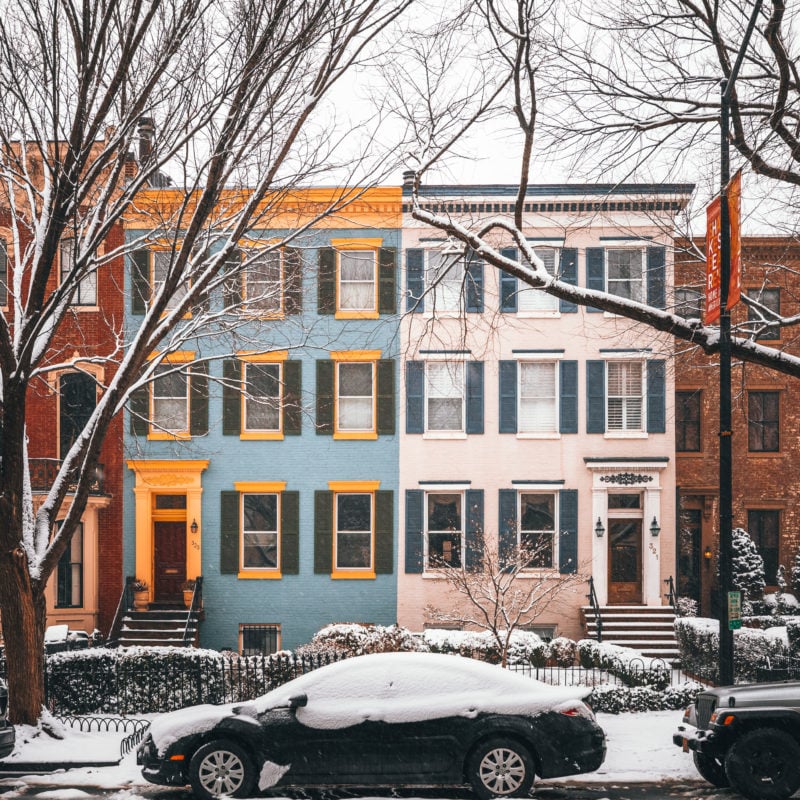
[
  {"x1": 423, "y1": 628, "x2": 544, "y2": 664},
  {"x1": 577, "y1": 639, "x2": 670, "y2": 689}
]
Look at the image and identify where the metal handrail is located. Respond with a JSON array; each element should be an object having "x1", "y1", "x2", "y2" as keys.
[
  {"x1": 181, "y1": 576, "x2": 202, "y2": 646},
  {"x1": 664, "y1": 575, "x2": 676, "y2": 607},
  {"x1": 107, "y1": 576, "x2": 135, "y2": 646},
  {"x1": 586, "y1": 576, "x2": 603, "y2": 643}
]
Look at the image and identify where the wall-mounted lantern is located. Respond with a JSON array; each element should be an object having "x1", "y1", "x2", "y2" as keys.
[
  {"x1": 650, "y1": 516, "x2": 661, "y2": 537},
  {"x1": 594, "y1": 517, "x2": 605, "y2": 538},
  {"x1": 190, "y1": 519, "x2": 199, "y2": 535}
]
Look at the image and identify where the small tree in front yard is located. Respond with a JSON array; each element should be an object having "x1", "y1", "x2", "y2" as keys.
[
  {"x1": 722, "y1": 528, "x2": 766, "y2": 611},
  {"x1": 425, "y1": 529, "x2": 585, "y2": 668}
]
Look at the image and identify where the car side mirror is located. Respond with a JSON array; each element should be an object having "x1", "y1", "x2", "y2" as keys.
[{"x1": 288, "y1": 693, "x2": 308, "y2": 710}]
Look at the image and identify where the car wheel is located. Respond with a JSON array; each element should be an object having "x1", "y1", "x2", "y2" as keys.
[
  {"x1": 724, "y1": 727, "x2": 800, "y2": 800},
  {"x1": 467, "y1": 737, "x2": 535, "y2": 799},
  {"x1": 189, "y1": 739, "x2": 257, "y2": 800},
  {"x1": 692, "y1": 751, "x2": 729, "y2": 788}
]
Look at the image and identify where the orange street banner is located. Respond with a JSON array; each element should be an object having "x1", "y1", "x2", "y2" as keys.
[{"x1": 705, "y1": 170, "x2": 742, "y2": 325}]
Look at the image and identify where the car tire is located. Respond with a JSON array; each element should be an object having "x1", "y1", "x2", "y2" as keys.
[
  {"x1": 724, "y1": 727, "x2": 800, "y2": 800},
  {"x1": 692, "y1": 751, "x2": 729, "y2": 788},
  {"x1": 188, "y1": 739, "x2": 257, "y2": 800},
  {"x1": 466, "y1": 737, "x2": 536, "y2": 799}
]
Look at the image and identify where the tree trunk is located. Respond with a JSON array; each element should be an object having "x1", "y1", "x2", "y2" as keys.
[{"x1": 0, "y1": 548, "x2": 46, "y2": 725}]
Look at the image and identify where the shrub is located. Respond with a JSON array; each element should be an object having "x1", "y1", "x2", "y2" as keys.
[
  {"x1": 422, "y1": 629, "x2": 544, "y2": 665},
  {"x1": 588, "y1": 681, "x2": 702, "y2": 714},
  {"x1": 674, "y1": 597, "x2": 698, "y2": 618},
  {"x1": 577, "y1": 639, "x2": 670, "y2": 690},
  {"x1": 548, "y1": 637, "x2": 577, "y2": 667}
]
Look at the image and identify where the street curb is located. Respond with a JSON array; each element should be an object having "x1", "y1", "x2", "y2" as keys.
[{"x1": 0, "y1": 760, "x2": 121, "y2": 774}]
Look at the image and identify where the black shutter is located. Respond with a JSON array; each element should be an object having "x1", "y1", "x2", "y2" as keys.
[
  {"x1": 406, "y1": 249, "x2": 424, "y2": 312},
  {"x1": 220, "y1": 491, "x2": 240, "y2": 574},
  {"x1": 405, "y1": 490, "x2": 424, "y2": 574},
  {"x1": 223, "y1": 248, "x2": 243, "y2": 309},
  {"x1": 498, "y1": 489, "x2": 517, "y2": 569},
  {"x1": 405, "y1": 360, "x2": 424, "y2": 434},
  {"x1": 647, "y1": 359, "x2": 666, "y2": 433},
  {"x1": 281, "y1": 491, "x2": 300, "y2": 574},
  {"x1": 316, "y1": 359, "x2": 334, "y2": 434},
  {"x1": 222, "y1": 359, "x2": 242, "y2": 436},
  {"x1": 559, "y1": 360, "x2": 578, "y2": 434},
  {"x1": 586, "y1": 360, "x2": 606, "y2": 433},
  {"x1": 465, "y1": 361, "x2": 484, "y2": 434},
  {"x1": 284, "y1": 247, "x2": 303, "y2": 315},
  {"x1": 131, "y1": 249, "x2": 150, "y2": 314},
  {"x1": 378, "y1": 248, "x2": 397, "y2": 315},
  {"x1": 375, "y1": 490, "x2": 394, "y2": 574},
  {"x1": 465, "y1": 253, "x2": 484, "y2": 313},
  {"x1": 647, "y1": 246, "x2": 666, "y2": 310},
  {"x1": 129, "y1": 383, "x2": 150, "y2": 436},
  {"x1": 558, "y1": 489, "x2": 578, "y2": 574},
  {"x1": 586, "y1": 247, "x2": 604, "y2": 313},
  {"x1": 376, "y1": 359, "x2": 395, "y2": 436},
  {"x1": 314, "y1": 490, "x2": 333, "y2": 574},
  {"x1": 317, "y1": 247, "x2": 336, "y2": 314},
  {"x1": 464, "y1": 489, "x2": 484, "y2": 572},
  {"x1": 283, "y1": 360, "x2": 302, "y2": 435},
  {"x1": 500, "y1": 248, "x2": 518, "y2": 312},
  {"x1": 499, "y1": 360, "x2": 517, "y2": 433},
  {"x1": 559, "y1": 248, "x2": 578, "y2": 313},
  {"x1": 189, "y1": 361, "x2": 209, "y2": 437}
]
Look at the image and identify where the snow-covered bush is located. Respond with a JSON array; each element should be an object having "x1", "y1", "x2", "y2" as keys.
[
  {"x1": 46, "y1": 648, "x2": 118, "y2": 714},
  {"x1": 764, "y1": 590, "x2": 800, "y2": 617},
  {"x1": 295, "y1": 623, "x2": 423, "y2": 658},
  {"x1": 577, "y1": 640, "x2": 670, "y2": 690},
  {"x1": 674, "y1": 597, "x2": 698, "y2": 617},
  {"x1": 548, "y1": 636, "x2": 577, "y2": 667},
  {"x1": 725, "y1": 527, "x2": 766, "y2": 607},
  {"x1": 588, "y1": 681, "x2": 703, "y2": 714},
  {"x1": 422, "y1": 628, "x2": 543, "y2": 665},
  {"x1": 792, "y1": 552, "x2": 800, "y2": 595}
]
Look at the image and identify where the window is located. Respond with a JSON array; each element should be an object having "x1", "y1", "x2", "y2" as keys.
[
  {"x1": 518, "y1": 362, "x2": 557, "y2": 433},
  {"x1": 56, "y1": 523, "x2": 83, "y2": 608},
  {"x1": 239, "y1": 623, "x2": 280, "y2": 656},
  {"x1": 748, "y1": 287, "x2": 780, "y2": 340},
  {"x1": 607, "y1": 361, "x2": 643, "y2": 431},
  {"x1": 748, "y1": 509, "x2": 780, "y2": 583},
  {"x1": 675, "y1": 287, "x2": 703, "y2": 319},
  {"x1": 151, "y1": 364, "x2": 189, "y2": 434},
  {"x1": 244, "y1": 250, "x2": 282, "y2": 314},
  {"x1": 426, "y1": 250, "x2": 464, "y2": 312},
  {"x1": 241, "y1": 493, "x2": 279, "y2": 570},
  {"x1": 152, "y1": 250, "x2": 188, "y2": 310},
  {"x1": 59, "y1": 371, "x2": 96, "y2": 458},
  {"x1": 335, "y1": 493, "x2": 373, "y2": 571},
  {"x1": 337, "y1": 361, "x2": 374, "y2": 433},
  {"x1": 244, "y1": 362, "x2": 281, "y2": 433},
  {"x1": 607, "y1": 249, "x2": 643, "y2": 302},
  {"x1": 676, "y1": 390, "x2": 702, "y2": 452},
  {"x1": 426, "y1": 493, "x2": 462, "y2": 568},
  {"x1": 339, "y1": 250, "x2": 376, "y2": 313},
  {"x1": 60, "y1": 239, "x2": 97, "y2": 306},
  {"x1": 748, "y1": 391, "x2": 779, "y2": 452},
  {"x1": 426, "y1": 361, "x2": 464, "y2": 432},
  {"x1": 519, "y1": 493, "x2": 556, "y2": 569},
  {"x1": 0, "y1": 236, "x2": 7, "y2": 306},
  {"x1": 518, "y1": 247, "x2": 558, "y2": 312}
]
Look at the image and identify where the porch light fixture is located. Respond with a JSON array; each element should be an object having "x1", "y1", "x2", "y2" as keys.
[
  {"x1": 594, "y1": 517, "x2": 605, "y2": 538},
  {"x1": 703, "y1": 546, "x2": 713, "y2": 562},
  {"x1": 190, "y1": 519, "x2": 198, "y2": 535},
  {"x1": 650, "y1": 516, "x2": 661, "y2": 537}
]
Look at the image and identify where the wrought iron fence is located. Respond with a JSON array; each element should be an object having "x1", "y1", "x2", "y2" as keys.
[
  {"x1": 508, "y1": 657, "x2": 686, "y2": 688},
  {"x1": 755, "y1": 655, "x2": 800, "y2": 683},
  {"x1": 53, "y1": 714, "x2": 151, "y2": 758}
]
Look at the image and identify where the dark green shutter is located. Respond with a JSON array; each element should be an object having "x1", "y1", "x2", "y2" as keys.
[
  {"x1": 558, "y1": 489, "x2": 578, "y2": 574},
  {"x1": 222, "y1": 359, "x2": 242, "y2": 436},
  {"x1": 500, "y1": 248, "x2": 518, "y2": 312},
  {"x1": 466, "y1": 361, "x2": 484, "y2": 434},
  {"x1": 189, "y1": 361, "x2": 209, "y2": 437},
  {"x1": 316, "y1": 359, "x2": 334, "y2": 434},
  {"x1": 281, "y1": 491, "x2": 300, "y2": 574},
  {"x1": 220, "y1": 491, "x2": 240, "y2": 574},
  {"x1": 647, "y1": 246, "x2": 666, "y2": 310},
  {"x1": 405, "y1": 361, "x2": 424, "y2": 434},
  {"x1": 465, "y1": 253, "x2": 484, "y2": 313},
  {"x1": 376, "y1": 359, "x2": 395, "y2": 436},
  {"x1": 647, "y1": 359, "x2": 666, "y2": 433},
  {"x1": 499, "y1": 360, "x2": 517, "y2": 433},
  {"x1": 586, "y1": 360, "x2": 606, "y2": 433},
  {"x1": 283, "y1": 360, "x2": 302, "y2": 435},
  {"x1": 405, "y1": 490, "x2": 424, "y2": 573},
  {"x1": 314, "y1": 490, "x2": 333, "y2": 574},
  {"x1": 559, "y1": 248, "x2": 578, "y2": 313},
  {"x1": 378, "y1": 248, "x2": 397, "y2": 315},
  {"x1": 284, "y1": 247, "x2": 303, "y2": 315},
  {"x1": 192, "y1": 250, "x2": 210, "y2": 314},
  {"x1": 559, "y1": 360, "x2": 578, "y2": 434},
  {"x1": 406, "y1": 249, "x2": 424, "y2": 312},
  {"x1": 465, "y1": 489, "x2": 484, "y2": 572},
  {"x1": 223, "y1": 248, "x2": 243, "y2": 308},
  {"x1": 317, "y1": 247, "x2": 336, "y2": 314},
  {"x1": 498, "y1": 489, "x2": 517, "y2": 569},
  {"x1": 131, "y1": 249, "x2": 150, "y2": 314},
  {"x1": 129, "y1": 383, "x2": 149, "y2": 435},
  {"x1": 587, "y1": 248, "x2": 604, "y2": 313},
  {"x1": 375, "y1": 490, "x2": 394, "y2": 574}
]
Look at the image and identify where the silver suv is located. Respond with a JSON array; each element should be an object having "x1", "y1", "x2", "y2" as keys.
[{"x1": 674, "y1": 681, "x2": 800, "y2": 800}]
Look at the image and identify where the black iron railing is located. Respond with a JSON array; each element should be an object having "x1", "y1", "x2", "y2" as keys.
[
  {"x1": 181, "y1": 576, "x2": 203, "y2": 645},
  {"x1": 106, "y1": 576, "x2": 136, "y2": 647},
  {"x1": 29, "y1": 458, "x2": 104, "y2": 494},
  {"x1": 587, "y1": 575, "x2": 603, "y2": 642},
  {"x1": 664, "y1": 575, "x2": 676, "y2": 607}
]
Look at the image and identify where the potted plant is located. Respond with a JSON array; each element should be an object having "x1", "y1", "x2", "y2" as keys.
[
  {"x1": 181, "y1": 579, "x2": 196, "y2": 609},
  {"x1": 131, "y1": 578, "x2": 149, "y2": 611}
]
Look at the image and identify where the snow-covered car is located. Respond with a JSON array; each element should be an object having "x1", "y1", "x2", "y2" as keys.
[
  {"x1": 674, "y1": 681, "x2": 800, "y2": 800},
  {"x1": 0, "y1": 677, "x2": 14, "y2": 760},
  {"x1": 137, "y1": 651, "x2": 606, "y2": 800}
]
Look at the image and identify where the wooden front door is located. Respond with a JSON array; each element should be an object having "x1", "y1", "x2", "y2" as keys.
[
  {"x1": 154, "y1": 521, "x2": 186, "y2": 603},
  {"x1": 608, "y1": 519, "x2": 642, "y2": 604}
]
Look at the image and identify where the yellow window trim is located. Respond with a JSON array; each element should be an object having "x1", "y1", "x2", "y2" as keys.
[
  {"x1": 334, "y1": 241, "x2": 379, "y2": 316},
  {"x1": 330, "y1": 238, "x2": 382, "y2": 250},
  {"x1": 148, "y1": 431, "x2": 191, "y2": 441},
  {"x1": 240, "y1": 431, "x2": 284, "y2": 441},
  {"x1": 333, "y1": 431, "x2": 378, "y2": 441},
  {"x1": 238, "y1": 238, "x2": 283, "y2": 250},
  {"x1": 332, "y1": 354, "x2": 379, "y2": 437},
  {"x1": 330, "y1": 570, "x2": 376, "y2": 580},
  {"x1": 235, "y1": 481, "x2": 287, "y2": 493},
  {"x1": 148, "y1": 350, "x2": 196, "y2": 363},
  {"x1": 238, "y1": 350, "x2": 289, "y2": 362},
  {"x1": 328, "y1": 480, "x2": 380, "y2": 492},
  {"x1": 330, "y1": 350, "x2": 381, "y2": 361},
  {"x1": 335, "y1": 310, "x2": 380, "y2": 320},
  {"x1": 237, "y1": 570, "x2": 283, "y2": 580}
]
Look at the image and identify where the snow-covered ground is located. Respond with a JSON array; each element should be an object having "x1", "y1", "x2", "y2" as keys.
[{"x1": 0, "y1": 710, "x2": 701, "y2": 793}]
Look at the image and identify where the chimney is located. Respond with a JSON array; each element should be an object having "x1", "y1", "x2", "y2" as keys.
[
  {"x1": 124, "y1": 151, "x2": 137, "y2": 181},
  {"x1": 137, "y1": 117, "x2": 155, "y2": 164},
  {"x1": 402, "y1": 169, "x2": 416, "y2": 189}
]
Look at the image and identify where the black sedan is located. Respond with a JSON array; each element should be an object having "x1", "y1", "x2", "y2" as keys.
[{"x1": 137, "y1": 651, "x2": 605, "y2": 799}]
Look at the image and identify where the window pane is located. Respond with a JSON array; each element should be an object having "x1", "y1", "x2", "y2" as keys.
[
  {"x1": 676, "y1": 390, "x2": 701, "y2": 451},
  {"x1": 153, "y1": 251, "x2": 187, "y2": 309},
  {"x1": 748, "y1": 391, "x2": 780, "y2": 452},
  {"x1": 337, "y1": 362, "x2": 374, "y2": 431},
  {"x1": 245, "y1": 363, "x2": 281, "y2": 431},
  {"x1": 336, "y1": 494, "x2": 372, "y2": 570},
  {"x1": 608, "y1": 493, "x2": 641, "y2": 509},
  {"x1": 337, "y1": 494, "x2": 371, "y2": 531},
  {"x1": 675, "y1": 287, "x2": 703, "y2": 319},
  {"x1": 607, "y1": 362, "x2": 643, "y2": 431},
  {"x1": 339, "y1": 251, "x2": 376, "y2": 311},
  {"x1": 748, "y1": 509, "x2": 780, "y2": 583},
  {"x1": 153, "y1": 366, "x2": 188, "y2": 432},
  {"x1": 242, "y1": 494, "x2": 278, "y2": 569},
  {"x1": 426, "y1": 362, "x2": 463, "y2": 431},
  {"x1": 241, "y1": 624, "x2": 280, "y2": 656},
  {"x1": 748, "y1": 287, "x2": 781, "y2": 340},
  {"x1": 427, "y1": 251, "x2": 464, "y2": 311},
  {"x1": 518, "y1": 248, "x2": 558, "y2": 311},
  {"x1": 520, "y1": 493, "x2": 555, "y2": 569},
  {"x1": 246, "y1": 252, "x2": 281, "y2": 312},
  {"x1": 427, "y1": 493, "x2": 462, "y2": 568},
  {"x1": 519, "y1": 362, "x2": 557, "y2": 432},
  {"x1": 337, "y1": 532, "x2": 372, "y2": 569},
  {"x1": 607, "y1": 249, "x2": 643, "y2": 302},
  {"x1": 56, "y1": 523, "x2": 83, "y2": 608}
]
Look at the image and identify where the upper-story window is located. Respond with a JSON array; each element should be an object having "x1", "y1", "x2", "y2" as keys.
[
  {"x1": 152, "y1": 249, "x2": 188, "y2": 311},
  {"x1": 748, "y1": 390, "x2": 779, "y2": 452},
  {"x1": 747, "y1": 287, "x2": 780, "y2": 341},
  {"x1": 607, "y1": 361, "x2": 643, "y2": 432},
  {"x1": 243, "y1": 250, "x2": 282, "y2": 314},
  {"x1": 518, "y1": 361, "x2": 557, "y2": 434},
  {"x1": 243, "y1": 361, "x2": 281, "y2": 433},
  {"x1": 426, "y1": 492, "x2": 462, "y2": 569},
  {"x1": 519, "y1": 492, "x2": 556, "y2": 569},
  {"x1": 518, "y1": 248, "x2": 558, "y2": 312},
  {"x1": 335, "y1": 492, "x2": 373, "y2": 572},
  {"x1": 426, "y1": 361, "x2": 464, "y2": 432},
  {"x1": 607, "y1": 248, "x2": 644, "y2": 302},
  {"x1": 242, "y1": 492, "x2": 280, "y2": 571},
  {"x1": 337, "y1": 361, "x2": 374, "y2": 433},
  {"x1": 675, "y1": 287, "x2": 703, "y2": 319},
  {"x1": 426, "y1": 251, "x2": 464, "y2": 312},
  {"x1": 339, "y1": 250, "x2": 376, "y2": 313},
  {"x1": 60, "y1": 238, "x2": 97, "y2": 306},
  {"x1": 676, "y1": 390, "x2": 702, "y2": 452},
  {"x1": 59, "y1": 371, "x2": 96, "y2": 458},
  {"x1": 151, "y1": 363, "x2": 189, "y2": 435}
]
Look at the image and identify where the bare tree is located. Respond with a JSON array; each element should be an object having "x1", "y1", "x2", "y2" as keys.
[
  {"x1": 0, "y1": 0, "x2": 412, "y2": 725},
  {"x1": 425, "y1": 530, "x2": 585, "y2": 668}
]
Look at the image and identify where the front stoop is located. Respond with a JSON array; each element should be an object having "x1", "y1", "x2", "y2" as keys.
[
  {"x1": 581, "y1": 605, "x2": 678, "y2": 660},
  {"x1": 117, "y1": 608, "x2": 199, "y2": 648}
]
